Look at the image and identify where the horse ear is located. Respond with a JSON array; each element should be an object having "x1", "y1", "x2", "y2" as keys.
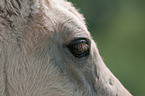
[{"x1": 0, "y1": 0, "x2": 40, "y2": 16}]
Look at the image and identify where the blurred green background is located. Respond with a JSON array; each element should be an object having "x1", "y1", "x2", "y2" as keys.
[{"x1": 68, "y1": 0, "x2": 145, "y2": 96}]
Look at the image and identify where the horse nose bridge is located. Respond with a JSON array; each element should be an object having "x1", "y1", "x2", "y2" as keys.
[{"x1": 92, "y1": 61, "x2": 133, "y2": 96}]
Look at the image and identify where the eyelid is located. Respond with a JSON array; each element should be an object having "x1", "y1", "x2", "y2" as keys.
[{"x1": 68, "y1": 37, "x2": 91, "y2": 46}]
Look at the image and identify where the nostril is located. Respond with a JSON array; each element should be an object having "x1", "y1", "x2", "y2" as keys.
[
  {"x1": 109, "y1": 78, "x2": 113, "y2": 85},
  {"x1": 94, "y1": 64, "x2": 99, "y2": 80}
]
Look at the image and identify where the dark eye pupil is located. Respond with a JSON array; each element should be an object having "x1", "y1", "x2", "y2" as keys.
[{"x1": 67, "y1": 39, "x2": 90, "y2": 58}]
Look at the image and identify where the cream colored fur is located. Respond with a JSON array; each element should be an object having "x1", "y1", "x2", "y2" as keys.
[{"x1": 0, "y1": 0, "x2": 132, "y2": 96}]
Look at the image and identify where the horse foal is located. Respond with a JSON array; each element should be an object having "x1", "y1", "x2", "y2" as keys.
[{"x1": 0, "y1": 0, "x2": 132, "y2": 96}]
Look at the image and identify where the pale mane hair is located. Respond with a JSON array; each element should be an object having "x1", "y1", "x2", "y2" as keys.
[{"x1": 0, "y1": 0, "x2": 132, "y2": 96}]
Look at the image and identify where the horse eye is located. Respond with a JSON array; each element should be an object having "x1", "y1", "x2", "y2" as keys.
[{"x1": 67, "y1": 38, "x2": 90, "y2": 58}]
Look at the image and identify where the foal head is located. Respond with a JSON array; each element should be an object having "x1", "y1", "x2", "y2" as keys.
[{"x1": 0, "y1": 0, "x2": 132, "y2": 96}]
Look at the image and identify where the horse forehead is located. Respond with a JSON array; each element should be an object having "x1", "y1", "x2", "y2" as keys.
[
  {"x1": 42, "y1": 0, "x2": 89, "y2": 34},
  {"x1": 21, "y1": 0, "x2": 90, "y2": 45}
]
